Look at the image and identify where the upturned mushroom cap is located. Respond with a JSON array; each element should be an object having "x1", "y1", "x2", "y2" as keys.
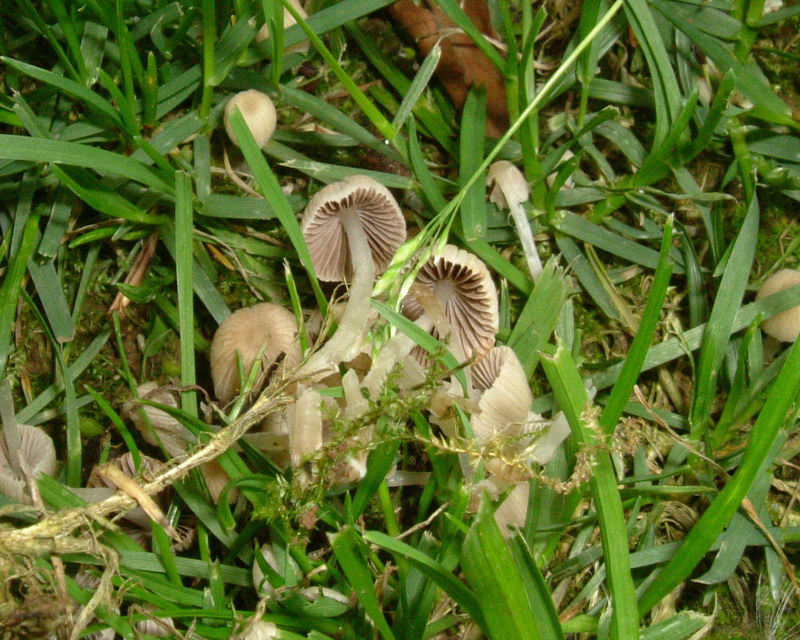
[
  {"x1": 471, "y1": 346, "x2": 531, "y2": 440},
  {"x1": 756, "y1": 268, "x2": 800, "y2": 342},
  {"x1": 402, "y1": 244, "x2": 498, "y2": 363},
  {"x1": 124, "y1": 382, "x2": 193, "y2": 458},
  {"x1": 210, "y1": 302, "x2": 300, "y2": 403},
  {"x1": 301, "y1": 175, "x2": 406, "y2": 282},
  {"x1": 224, "y1": 90, "x2": 277, "y2": 148},
  {"x1": 0, "y1": 424, "x2": 56, "y2": 503}
]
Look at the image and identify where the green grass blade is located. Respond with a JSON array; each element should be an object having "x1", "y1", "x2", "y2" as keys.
[
  {"x1": 599, "y1": 217, "x2": 674, "y2": 434},
  {"x1": 175, "y1": 170, "x2": 197, "y2": 418},
  {"x1": 459, "y1": 87, "x2": 488, "y2": 241},
  {"x1": 540, "y1": 343, "x2": 639, "y2": 640},
  {"x1": 690, "y1": 196, "x2": 759, "y2": 434},
  {"x1": 228, "y1": 107, "x2": 327, "y2": 313},
  {"x1": 332, "y1": 527, "x2": 396, "y2": 640},
  {"x1": 638, "y1": 333, "x2": 800, "y2": 615},
  {"x1": 462, "y1": 498, "x2": 546, "y2": 640}
]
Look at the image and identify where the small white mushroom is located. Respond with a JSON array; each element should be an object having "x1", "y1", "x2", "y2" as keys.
[
  {"x1": 255, "y1": 0, "x2": 310, "y2": 55},
  {"x1": 487, "y1": 160, "x2": 542, "y2": 281},
  {"x1": 756, "y1": 268, "x2": 800, "y2": 342},
  {"x1": 241, "y1": 620, "x2": 279, "y2": 640},
  {"x1": 224, "y1": 90, "x2": 278, "y2": 149}
]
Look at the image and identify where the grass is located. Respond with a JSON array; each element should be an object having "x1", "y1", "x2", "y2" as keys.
[{"x1": 1, "y1": 0, "x2": 800, "y2": 638}]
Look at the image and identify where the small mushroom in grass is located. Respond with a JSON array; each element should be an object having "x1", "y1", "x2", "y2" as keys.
[
  {"x1": 255, "y1": 0, "x2": 310, "y2": 55},
  {"x1": 756, "y1": 268, "x2": 800, "y2": 342},
  {"x1": 487, "y1": 161, "x2": 542, "y2": 281},
  {"x1": 402, "y1": 244, "x2": 498, "y2": 366},
  {"x1": 0, "y1": 381, "x2": 56, "y2": 504},
  {"x1": 241, "y1": 620, "x2": 279, "y2": 640},
  {"x1": 471, "y1": 346, "x2": 531, "y2": 440},
  {"x1": 298, "y1": 175, "x2": 406, "y2": 376},
  {"x1": 124, "y1": 382, "x2": 193, "y2": 458},
  {"x1": 210, "y1": 302, "x2": 300, "y2": 404},
  {"x1": 224, "y1": 90, "x2": 278, "y2": 149}
]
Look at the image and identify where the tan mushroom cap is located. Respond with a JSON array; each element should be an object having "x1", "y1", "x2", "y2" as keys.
[
  {"x1": 301, "y1": 175, "x2": 406, "y2": 282},
  {"x1": 210, "y1": 302, "x2": 301, "y2": 403},
  {"x1": 470, "y1": 346, "x2": 531, "y2": 440},
  {"x1": 224, "y1": 90, "x2": 277, "y2": 149},
  {"x1": 0, "y1": 424, "x2": 56, "y2": 503},
  {"x1": 402, "y1": 244, "x2": 498, "y2": 363},
  {"x1": 756, "y1": 268, "x2": 800, "y2": 342},
  {"x1": 124, "y1": 382, "x2": 193, "y2": 458}
]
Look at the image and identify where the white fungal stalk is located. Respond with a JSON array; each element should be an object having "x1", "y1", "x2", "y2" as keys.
[
  {"x1": 297, "y1": 205, "x2": 376, "y2": 377},
  {"x1": 487, "y1": 161, "x2": 542, "y2": 281}
]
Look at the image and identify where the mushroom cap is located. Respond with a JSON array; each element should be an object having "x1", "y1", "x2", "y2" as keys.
[
  {"x1": 301, "y1": 175, "x2": 406, "y2": 282},
  {"x1": 756, "y1": 268, "x2": 800, "y2": 342},
  {"x1": 224, "y1": 90, "x2": 277, "y2": 149},
  {"x1": 210, "y1": 303, "x2": 300, "y2": 403},
  {"x1": 402, "y1": 244, "x2": 498, "y2": 363},
  {"x1": 486, "y1": 160, "x2": 530, "y2": 210},
  {"x1": 0, "y1": 424, "x2": 56, "y2": 503},
  {"x1": 470, "y1": 346, "x2": 531, "y2": 440},
  {"x1": 124, "y1": 382, "x2": 193, "y2": 458}
]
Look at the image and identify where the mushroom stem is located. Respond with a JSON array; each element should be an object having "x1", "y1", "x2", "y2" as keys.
[
  {"x1": 506, "y1": 200, "x2": 543, "y2": 282},
  {"x1": 298, "y1": 205, "x2": 375, "y2": 378}
]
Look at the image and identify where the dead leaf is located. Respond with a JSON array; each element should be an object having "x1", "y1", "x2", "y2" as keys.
[{"x1": 389, "y1": 0, "x2": 509, "y2": 136}]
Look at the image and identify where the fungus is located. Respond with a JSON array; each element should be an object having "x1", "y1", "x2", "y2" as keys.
[
  {"x1": 299, "y1": 175, "x2": 406, "y2": 375},
  {"x1": 402, "y1": 244, "x2": 498, "y2": 365},
  {"x1": 124, "y1": 382, "x2": 193, "y2": 457},
  {"x1": 0, "y1": 381, "x2": 56, "y2": 504},
  {"x1": 471, "y1": 346, "x2": 531, "y2": 440},
  {"x1": 210, "y1": 302, "x2": 300, "y2": 403},
  {"x1": 242, "y1": 620, "x2": 279, "y2": 640},
  {"x1": 486, "y1": 160, "x2": 542, "y2": 281},
  {"x1": 756, "y1": 268, "x2": 800, "y2": 342},
  {"x1": 224, "y1": 90, "x2": 278, "y2": 149},
  {"x1": 255, "y1": 0, "x2": 310, "y2": 55}
]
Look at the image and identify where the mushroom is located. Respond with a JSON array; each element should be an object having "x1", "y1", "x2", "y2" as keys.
[
  {"x1": 756, "y1": 268, "x2": 800, "y2": 342},
  {"x1": 0, "y1": 381, "x2": 56, "y2": 504},
  {"x1": 224, "y1": 90, "x2": 278, "y2": 149},
  {"x1": 124, "y1": 382, "x2": 193, "y2": 458},
  {"x1": 298, "y1": 175, "x2": 406, "y2": 376},
  {"x1": 401, "y1": 244, "x2": 498, "y2": 366},
  {"x1": 241, "y1": 620, "x2": 279, "y2": 640},
  {"x1": 210, "y1": 302, "x2": 300, "y2": 404},
  {"x1": 487, "y1": 160, "x2": 542, "y2": 281},
  {"x1": 255, "y1": 0, "x2": 310, "y2": 56},
  {"x1": 471, "y1": 346, "x2": 531, "y2": 441}
]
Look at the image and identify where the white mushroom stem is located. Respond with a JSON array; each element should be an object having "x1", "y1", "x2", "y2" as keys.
[
  {"x1": 297, "y1": 206, "x2": 375, "y2": 378},
  {"x1": 507, "y1": 200, "x2": 543, "y2": 282}
]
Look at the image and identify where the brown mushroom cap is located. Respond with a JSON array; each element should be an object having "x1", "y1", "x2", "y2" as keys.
[
  {"x1": 402, "y1": 244, "x2": 498, "y2": 363},
  {"x1": 756, "y1": 268, "x2": 800, "y2": 342},
  {"x1": 210, "y1": 303, "x2": 300, "y2": 403},
  {"x1": 301, "y1": 175, "x2": 406, "y2": 282}
]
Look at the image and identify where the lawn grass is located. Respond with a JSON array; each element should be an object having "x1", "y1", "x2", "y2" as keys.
[{"x1": 1, "y1": 0, "x2": 800, "y2": 638}]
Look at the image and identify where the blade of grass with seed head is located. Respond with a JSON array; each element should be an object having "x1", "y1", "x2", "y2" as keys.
[{"x1": 540, "y1": 343, "x2": 639, "y2": 640}]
